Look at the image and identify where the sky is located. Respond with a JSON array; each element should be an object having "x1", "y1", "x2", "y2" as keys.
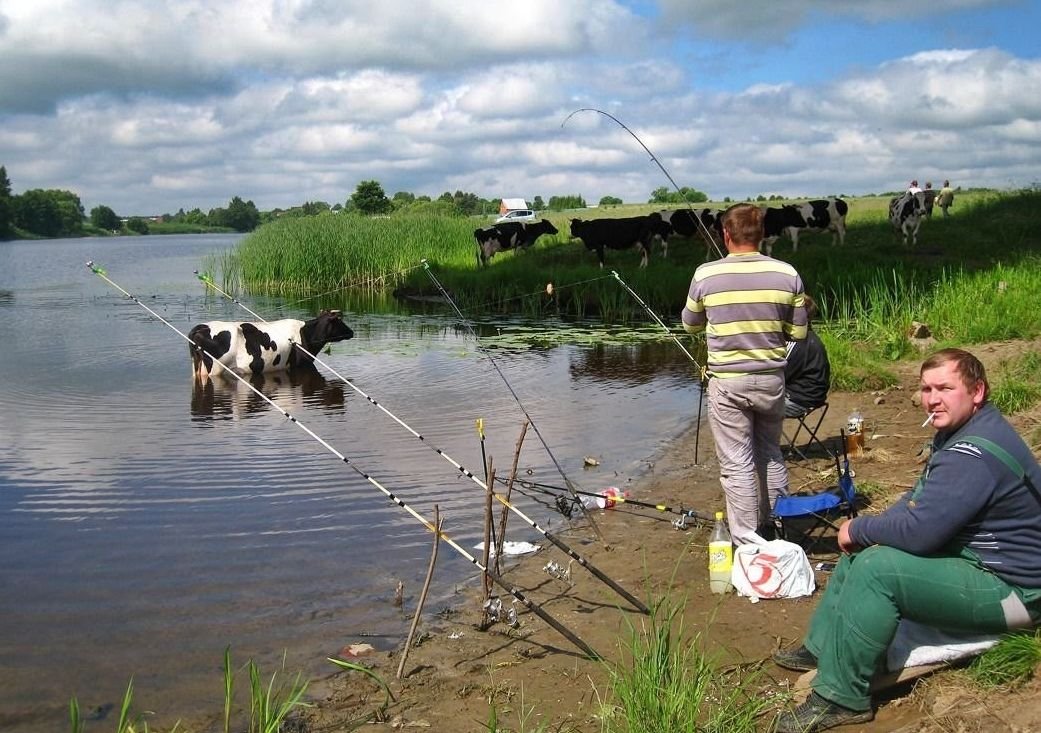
[{"x1": 1, "y1": 0, "x2": 1039, "y2": 216}]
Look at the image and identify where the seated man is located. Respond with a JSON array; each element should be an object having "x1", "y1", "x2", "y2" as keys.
[
  {"x1": 784, "y1": 294, "x2": 830, "y2": 418},
  {"x1": 773, "y1": 348, "x2": 1041, "y2": 732}
]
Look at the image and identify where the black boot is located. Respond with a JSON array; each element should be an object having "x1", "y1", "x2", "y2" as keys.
[
  {"x1": 773, "y1": 644, "x2": 817, "y2": 672},
  {"x1": 773, "y1": 691, "x2": 874, "y2": 732}
]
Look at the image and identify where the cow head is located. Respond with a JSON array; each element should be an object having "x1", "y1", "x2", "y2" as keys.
[
  {"x1": 538, "y1": 220, "x2": 559, "y2": 236},
  {"x1": 299, "y1": 310, "x2": 354, "y2": 358}
]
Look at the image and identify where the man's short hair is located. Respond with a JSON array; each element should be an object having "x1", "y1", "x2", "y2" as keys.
[
  {"x1": 721, "y1": 203, "x2": 764, "y2": 247},
  {"x1": 921, "y1": 348, "x2": 989, "y2": 401}
]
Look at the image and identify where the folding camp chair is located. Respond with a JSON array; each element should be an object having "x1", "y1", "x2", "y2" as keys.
[
  {"x1": 772, "y1": 429, "x2": 858, "y2": 554},
  {"x1": 783, "y1": 401, "x2": 835, "y2": 461}
]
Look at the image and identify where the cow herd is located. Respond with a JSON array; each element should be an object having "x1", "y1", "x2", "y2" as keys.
[
  {"x1": 475, "y1": 197, "x2": 857, "y2": 267},
  {"x1": 475, "y1": 192, "x2": 942, "y2": 267}
]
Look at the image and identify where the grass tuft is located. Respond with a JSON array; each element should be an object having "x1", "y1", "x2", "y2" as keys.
[{"x1": 967, "y1": 629, "x2": 1041, "y2": 689}]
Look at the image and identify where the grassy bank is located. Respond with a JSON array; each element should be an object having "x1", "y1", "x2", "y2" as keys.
[{"x1": 223, "y1": 190, "x2": 1041, "y2": 389}]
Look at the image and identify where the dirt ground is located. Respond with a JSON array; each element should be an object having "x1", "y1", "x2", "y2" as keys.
[{"x1": 299, "y1": 339, "x2": 1041, "y2": 733}]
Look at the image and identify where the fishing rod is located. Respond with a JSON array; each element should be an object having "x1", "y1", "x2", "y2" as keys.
[
  {"x1": 495, "y1": 475, "x2": 712, "y2": 526},
  {"x1": 609, "y1": 269, "x2": 708, "y2": 465},
  {"x1": 561, "y1": 107, "x2": 726, "y2": 260},
  {"x1": 420, "y1": 260, "x2": 610, "y2": 548},
  {"x1": 194, "y1": 269, "x2": 651, "y2": 615},
  {"x1": 87, "y1": 261, "x2": 602, "y2": 659}
]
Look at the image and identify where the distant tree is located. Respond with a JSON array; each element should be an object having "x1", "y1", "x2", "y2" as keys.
[
  {"x1": 547, "y1": 194, "x2": 586, "y2": 211},
  {"x1": 391, "y1": 191, "x2": 415, "y2": 207},
  {"x1": 90, "y1": 204, "x2": 121, "y2": 231},
  {"x1": 351, "y1": 180, "x2": 392, "y2": 215},
  {"x1": 649, "y1": 186, "x2": 707, "y2": 204},
  {"x1": 13, "y1": 188, "x2": 83, "y2": 237},
  {"x1": 0, "y1": 165, "x2": 12, "y2": 237},
  {"x1": 755, "y1": 194, "x2": 767, "y2": 202},
  {"x1": 532, "y1": 195, "x2": 545, "y2": 211},
  {"x1": 599, "y1": 195, "x2": 623, "y2": 207},
  {"x1": 300, "y1": 200, "x2": 329, "y2": 216},
  {"x1": 448, "y1": 190, "x2": 480, "y2": 216},
  {"x1": 649, "y1": 186, "x2": 671, "y2": 204},
  {"x1": 222, "y1": 196, "x2": 261, "y2": 231},
  {"x1": 13, "y1": 190, "x2": 61, "y2": 236},
  {"x1": 723, "y1": 196, "x2": 732, "y2": 203},
  {"x1": 126, "y1": 217, "x2": 149, "y2": 234}
]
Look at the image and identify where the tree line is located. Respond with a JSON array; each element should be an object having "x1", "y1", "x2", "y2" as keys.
[{"x1": 0, "y1": 164, "x2": 713, "y2": 241}]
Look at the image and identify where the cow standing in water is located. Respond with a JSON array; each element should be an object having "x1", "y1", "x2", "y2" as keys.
[{"x1": 189, "y1": 310, "x2": 354, "y2": 380}]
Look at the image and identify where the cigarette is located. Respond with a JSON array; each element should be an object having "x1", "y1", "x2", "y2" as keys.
[{"x1": 921, "y1": 412, "x2": 936, "y2": 427}]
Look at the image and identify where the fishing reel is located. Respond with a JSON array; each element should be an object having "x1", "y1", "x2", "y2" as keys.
[
  {"x1": 543, "y1": 559, "x2": 574, "y2": 587},
  {"x1": 555, "y1": 494, "x2": 577, "y2": 520},
  {"x1": 482, "y1": 596, "x2": 518, "y2": 628}
]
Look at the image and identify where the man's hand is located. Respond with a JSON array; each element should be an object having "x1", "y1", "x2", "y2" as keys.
[{"x1": 837, "y1": 519, "x2": 861, "y2": 554}]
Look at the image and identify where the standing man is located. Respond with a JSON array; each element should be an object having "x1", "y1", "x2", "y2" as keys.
[
  {"x1": 681, "y1": 203, "x2": 807, "y2": 542},
  {"x1": 937, "y1": 179, "x2": 955, "y2": 217},
  {"x1": 773, "y1": 348, "x2": 1041, "y2": 732}
]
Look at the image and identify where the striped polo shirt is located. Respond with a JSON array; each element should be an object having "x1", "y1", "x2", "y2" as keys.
[{"x1": 681, "y1": 252, "x2": 807, "y2": 377}]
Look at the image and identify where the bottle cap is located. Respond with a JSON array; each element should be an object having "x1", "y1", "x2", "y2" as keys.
[{"x1": 714, "y1": 511, "x2": 724, "y2": 520}]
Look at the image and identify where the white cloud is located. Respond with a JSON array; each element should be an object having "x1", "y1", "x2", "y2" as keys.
[
  {"x1": 1, "y1": 3, "x2": 1039, "y2": 213},
  {"x1": 658, "y1": 0, "x2": 1013, "y2": 41}
]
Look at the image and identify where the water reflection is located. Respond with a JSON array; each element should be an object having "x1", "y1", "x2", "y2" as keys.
[
  {"x1": 190, "y1": 367, "x2": 347, "y2": 420},
  {"x1": 569, "y1": 341, "x2": 698, "y2": 385}
]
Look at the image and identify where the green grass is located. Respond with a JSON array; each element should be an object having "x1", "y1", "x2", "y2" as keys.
[
  {"x1": 593, "y1": 596, "x2": 774, "y2": 732},
  {"x1": 990, "y1": 350, "x2": 1041, "y2": 415},
  {"x1": 966, "y1": 629, "x2": 1041, "y2": 689}
]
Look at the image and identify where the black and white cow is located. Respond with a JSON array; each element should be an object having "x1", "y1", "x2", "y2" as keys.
[
  {"x1": 659, "y1": 208, "x2": 723, "y2": 258},
  {"x1": 759, "y1": 205, "x2": 806, "y2": 256},
  {"x1": 570, "y1": 213, "x2": 672, "y2": 268},
  {"x1": 474, "y1": 219, "x2": 559, "y2": 266},
  {"x1": 760, "y1": 198, "x2": 849, "y2": 255},
  {"x1": 787, "y1": 198, "x2": 848, "y2": 251},
  {"x1": 889, "y1": 192, "x2": 926, "y2": 246},
  {"x1": 188, "y1": 310, "x2": 354, "y2": 379}
]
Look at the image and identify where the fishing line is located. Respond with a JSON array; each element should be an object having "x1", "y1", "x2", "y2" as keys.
[
  {"x1": 195, "y1": 268, "x2": 650, "y2": 615},
  {"x1": 456, "y1": 273, "x2": 614, "y2": 316},
  {"x1": 561, "y1": 107, "x2": 726, "y2": 260},
  {"x1": 86, "y1": 260, "x2": 602, "y2": 658},
  {"x1": 279, "y1": 262, "x2": 429, "y2": 310},
  {"x1": 420, "y1": 261, "x2": 611, "y2": 547},
  {"x1": 610, "y1": 269, "x2": 708, "y2": 464}
]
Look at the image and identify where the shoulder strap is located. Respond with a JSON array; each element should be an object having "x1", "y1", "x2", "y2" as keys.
[
  {"x1": 960, "y1": 434, "x2": 1041, "y2": 508},
  {"x1": 959, "y1": 435, "x2": 1025, "y2": 478}
]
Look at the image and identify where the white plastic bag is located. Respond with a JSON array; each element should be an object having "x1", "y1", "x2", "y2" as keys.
[{"x1": 731, "y1": 539, "x2": 815, "y2": 600}]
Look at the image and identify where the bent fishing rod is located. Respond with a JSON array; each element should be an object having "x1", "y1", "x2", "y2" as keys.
[
  {"x1": 610, "y1": 269, "x2": 708, "y2": 465},
  {"x1": 194, "y1": 270, "x2": 650, "y2": 615},
  {"x1": 561, "y1": 107, "x2": 726, "y2": 260},
  {"x1": 419, "y1": 261, "x2": 611, "y2": 547},
  {"x1": 87, "y1": 261, "x2": 601, "y2": 659}
]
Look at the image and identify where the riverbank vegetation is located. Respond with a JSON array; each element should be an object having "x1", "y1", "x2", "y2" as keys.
[{"x1": 225, "y1": 188, "x2": 1041, "y2": 392}]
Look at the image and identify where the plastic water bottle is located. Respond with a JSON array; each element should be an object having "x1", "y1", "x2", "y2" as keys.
[{"x1": 708, "y1": 511, "x2": 733, "y2": 594}]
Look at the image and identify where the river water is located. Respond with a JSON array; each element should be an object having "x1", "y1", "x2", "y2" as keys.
[{"x1": 0, "y1": 233, "x2": 700, "y2": 730}]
